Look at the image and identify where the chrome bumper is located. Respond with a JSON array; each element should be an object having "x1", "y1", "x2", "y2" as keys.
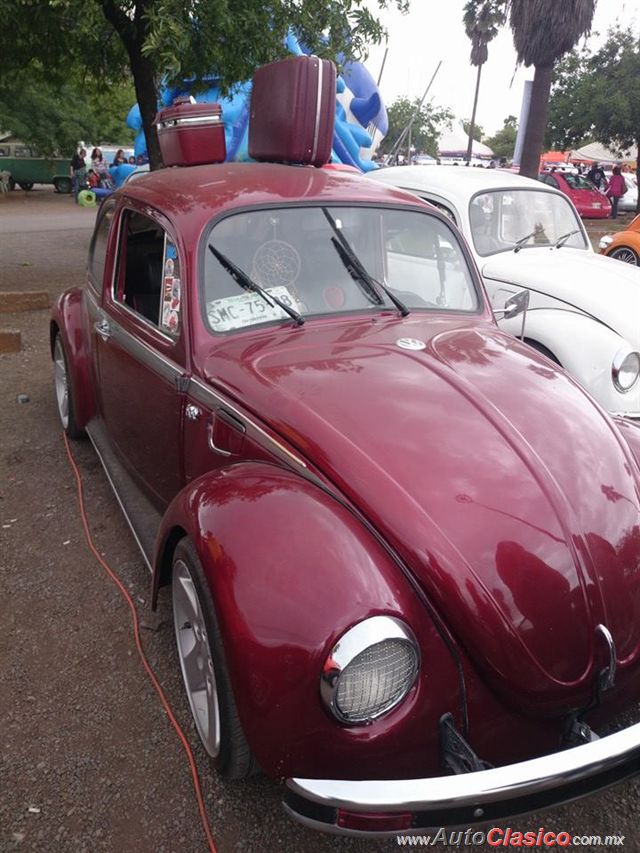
[{"x1": 284, "y1": 721, "x2": 640, "y2": 835}]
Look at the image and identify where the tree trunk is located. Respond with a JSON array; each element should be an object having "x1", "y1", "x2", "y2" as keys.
[
  {"x1": 129, "y1": 47, "x2": 163, "y2": 170},
  {"x1": 466, "y1": 64, "x2": 483, "y2": 163},
  {"x1": 518, "y1": 64, "x2": 552, "y2": 179}
]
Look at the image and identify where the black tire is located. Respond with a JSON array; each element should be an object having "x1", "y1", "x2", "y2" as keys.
[
  {"x1": 18, "y1": 182, "x2": 34, "y2": 191},
  {"x1": 609, "y1": 245, "x2": 639, "y2": 265},
  {"x1": 53, "y1": 177, "x2": 72, "y2": 194},
  {"x1": 172, "y1": 538, "x2": 258, "y2": 779},
  {"x1": 523, "y1": 339, "x2": 561, "y2": 366},
  {"x1": 52, "y1": 333, "x2": 84, "y2": 439}
]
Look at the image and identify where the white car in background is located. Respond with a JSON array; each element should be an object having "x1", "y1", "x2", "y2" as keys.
[
  {"x1": 369, "y1": 166, "x2": 640, "y2": 418},
  {"x1": 619, "y1": 174, "x2": 638, "y2": 213}
]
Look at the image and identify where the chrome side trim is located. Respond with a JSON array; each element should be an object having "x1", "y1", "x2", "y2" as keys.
[
  {"x1": 286, "y1": 719, "x2": 640, "y2": 822},
  {"x1": 311, "y1": 56, "x2": 323, "y2": 162},
  {"x1": 188, "y1": 377, "x2": 308, "y2": 469},
  {"x1": 158, "y1": 115, "x2": 222, "y2": 129},
  {"x1": 86, "y1": 423, "x2": 153, "y2": 573}
]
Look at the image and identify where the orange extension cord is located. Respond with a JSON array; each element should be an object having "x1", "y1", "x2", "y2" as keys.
[{"x1": 63, "y1": 433, "x2": 218, "y2": 853}]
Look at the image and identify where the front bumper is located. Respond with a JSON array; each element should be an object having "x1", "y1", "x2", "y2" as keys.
[{"x1": 284, "y1": 721, "x2": 640, "y2": 835}]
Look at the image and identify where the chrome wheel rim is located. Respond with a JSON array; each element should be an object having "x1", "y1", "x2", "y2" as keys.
[
  {"x1": 611, "y1": 247, "x2": 638, "y2": 265},
  {"x1": 172, "y1": 559, "x2": 220, "y2": 756},
  {"x1": 53, "y1": 337, "x2": 69, "y2": 429}
]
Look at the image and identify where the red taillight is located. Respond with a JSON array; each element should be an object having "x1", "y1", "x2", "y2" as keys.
[{"x1": 337, "y1": 808, "x2": 413, "y2": 832}]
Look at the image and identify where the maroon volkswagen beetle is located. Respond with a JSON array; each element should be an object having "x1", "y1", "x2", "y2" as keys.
[{"x1": 51, "y1": 159, "x2": 640, "y2": 835}]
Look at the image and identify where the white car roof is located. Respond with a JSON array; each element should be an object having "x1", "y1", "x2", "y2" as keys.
[{"x1": 368, "y1": 165, "x2": 550, "y2": 205}]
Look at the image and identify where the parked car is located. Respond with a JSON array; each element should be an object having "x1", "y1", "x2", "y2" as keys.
[
  {"x1": 600, "y1": 214, "x2": 640, "y2": 264},
  {"x1": 538, "y1": 170, "x2": 611, "y2": 218},
  {"x1": 51, "y1": 156, "x2": 640, "y2": 836},
  {"x1": 0, "y1": 140, "x2": 72, "y2": 192},
  {"x1": 369, "y1": 165, "x2": 640, "y2": 419}
]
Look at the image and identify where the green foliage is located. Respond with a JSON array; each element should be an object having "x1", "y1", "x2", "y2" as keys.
[
  {"x1": 0, "y1": 0, "x2": 410, "y2": 168},
  {"x1": 485, "y1": 115, "x2": 518, "y2": 159},
  {"x1": 0, "y1": 73, "x2": 136, "y2": 156},
  {"x1": 463, "y1": 0, "x2": 507, "y2": 66},
  {"x1": 463, "y1": 119, "x2": 484, "y2": 142},
  {"x1": 141, "y1": 0, "x2": 409, "y2": 90},
  {"x1": 547, "y1": 27, "x2": 640, "y2": 153},
  {"x1": 380, "y1": 97, "x2": 454, "y2": 157},
  {"x1": 508, "y1": 0, "x2": 596, "y2": 68}
]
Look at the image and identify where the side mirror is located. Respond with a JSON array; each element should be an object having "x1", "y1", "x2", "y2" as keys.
[
  {"x1": 494, "y1": 289, "x2": 529, "y2": 340},
  {"x1": 502, "y1": 289, "x2": 530, "y2": 319}
]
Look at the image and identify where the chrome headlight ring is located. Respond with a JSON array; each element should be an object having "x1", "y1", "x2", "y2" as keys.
[
  {"x1": 320, "y1": 616, "x2": 420, "y2": 725},
  {"x1": 612, "y1": 347, "x2": 640, "y2": 393},
  {"x1": 599, "y1": 234, "x2": 614, "y2": 250}
]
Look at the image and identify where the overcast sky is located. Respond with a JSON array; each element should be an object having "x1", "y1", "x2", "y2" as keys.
[{"x1": 364, "y1": 0, "x2": 640, "y2": 137}]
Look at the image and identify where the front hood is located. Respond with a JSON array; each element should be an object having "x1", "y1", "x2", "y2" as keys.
[
  {"x1": 203, "y1": 317, "x2": 640, "y2": 713},
  {"x1": 482, "y1": 248, "x2": 640, "y2": 349}
]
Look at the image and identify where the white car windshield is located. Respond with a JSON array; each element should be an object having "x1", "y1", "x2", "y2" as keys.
[
  {"x1": 469, "y1": 189, "x2": 587, "y2": 257},
  {"x1": 202, "y1": 206, "x2": 480, "y2": 333}
]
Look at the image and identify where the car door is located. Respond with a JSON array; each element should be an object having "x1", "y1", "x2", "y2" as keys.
[{"x1": 95, "y1": 205, "x2": 187, "y2": 508}]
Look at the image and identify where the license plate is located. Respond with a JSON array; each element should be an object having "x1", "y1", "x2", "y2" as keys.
[
  {"x1": 592, "y1": 202, "x2": 602, "y2": 208},
  {"x1": 207, "y1": 286, "x2": 301, "y2": 332}
]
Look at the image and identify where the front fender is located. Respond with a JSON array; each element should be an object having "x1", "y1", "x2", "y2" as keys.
[
  {"x1": 153, "y1": 462, "x2": 466, "y2": 781},
  {"x1": 50, "y1": 288, "x2": 96, "y2": 428},
  {"x1": 500, "y1": 309, "x2": 640, "y2": 417}
]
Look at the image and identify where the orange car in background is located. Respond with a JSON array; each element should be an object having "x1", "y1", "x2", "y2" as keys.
[{"x1": 600, "y1": 215, "x2": 640, "y2": 265}]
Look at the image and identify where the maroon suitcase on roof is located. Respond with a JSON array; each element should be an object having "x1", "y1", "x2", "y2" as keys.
[
  {"x1": 249, "y1": 56, "x2": 336, "y2": 167},
  {"x1": 155, "y1": 98, "x2": 226, "y2": 167}
]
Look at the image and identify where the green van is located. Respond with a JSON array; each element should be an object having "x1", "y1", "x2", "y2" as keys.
[{"x1": 0, "y1": 142, "x2": 72, "y2": 192}]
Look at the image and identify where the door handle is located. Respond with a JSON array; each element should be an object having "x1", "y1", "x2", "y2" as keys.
[{"x1": 94, "y1": 318, "x2": 111, "y2": 341}]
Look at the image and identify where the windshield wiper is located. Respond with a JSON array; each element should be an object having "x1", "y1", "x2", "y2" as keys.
[
  {"x1": 322, "y1": 209, "x2": 410, "y2": 317},
  {"x1": 554, "y1": 229, "x2": 581, "y2": 249},
  {"x1": 208, "y1": 244, "x2": 304, "y2": 326},
  {"x1": 513, "y1": 230, "x2": 540, "y2": 253}
]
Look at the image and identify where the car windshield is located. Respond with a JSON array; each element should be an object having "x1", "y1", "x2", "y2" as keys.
[
  {"x1": 202, "y1": 206, "x2": 479, "y2": 333},
  {"x1": 469, "y1": 189, "x2": 587, "y2": 256}
]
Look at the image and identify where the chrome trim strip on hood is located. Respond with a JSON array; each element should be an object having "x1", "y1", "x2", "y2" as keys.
[{"x1": 285, "y1": 720, "x2": 640, "y2": 833}]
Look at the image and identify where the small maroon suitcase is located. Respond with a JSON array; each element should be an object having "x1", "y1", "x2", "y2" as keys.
[
  {"x1": 155, "y1": 98, "x2": 226, "y2": 167},
  {"x1": 249, "y1": 56, "x2": 336, "y2": 167}
]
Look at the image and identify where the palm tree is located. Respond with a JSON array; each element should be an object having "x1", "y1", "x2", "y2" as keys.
[
  {"x1": 508, "y1": 0, "x2": 596, "y2": 177},
  {"x1": 463, "y1": 0, "x2": 507, "y2": 162}
]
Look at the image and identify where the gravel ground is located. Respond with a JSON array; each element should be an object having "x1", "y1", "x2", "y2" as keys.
[{"x1": 1, "y1": 186, "x2": 639, "y2": 852}]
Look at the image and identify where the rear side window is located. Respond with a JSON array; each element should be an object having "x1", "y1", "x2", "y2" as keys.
[
  {"x1": 113, "y1": 210, "x2": 181, "y2": 335},
  {"x1": 88, "y1": 202, "x2": 115, "y2": 291}
]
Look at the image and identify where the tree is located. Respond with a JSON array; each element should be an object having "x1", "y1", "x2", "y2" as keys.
[
  {"x1": 507, "y1": 0, "x2": 596, "y2": 177},
  {"x1": 547, "y1": 27, "x2": 640, "y2": 208},
  {"x1": 463, "y1": 120, "x2": 484, "y2": 142},
  {"x1": 0, "y1": 74, "x2": 136, "y2": 156},
  {"x1": 0, "y1": 0, "x2": 410, "y2": 170},
  {"x1": 379, "y1": 97, "x2": 453, "y2": 158},
  {"x1": 485, "y1": 115, "x2": 518, "y2": 160},
  {"x1": 463, "y1": 0, "x2": 506, "y2": 161}
]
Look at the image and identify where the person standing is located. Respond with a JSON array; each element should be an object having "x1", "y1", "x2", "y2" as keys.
[
  {"x1": 607, "y1": 166, "x2": 627, "y2": 219},
  {"x1": 69, "y1": 148, "x2": 86, "y2": 202},
  {"x1": 586, "y1": 162, "x2": 607, "y2": 190}
]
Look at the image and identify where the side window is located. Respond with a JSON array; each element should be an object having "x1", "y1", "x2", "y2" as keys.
[
  {"x1": 114, "y1": 210, "x2": 181, "y2": 335},
  {"x1": 88, "y1": 203, "x2": 116, "y2": 291},
  {"x1": 421, "y1": 197, "x2": 457, "y2": 225}
]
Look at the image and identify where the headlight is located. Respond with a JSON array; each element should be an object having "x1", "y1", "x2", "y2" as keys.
[
  {"x1": 612, "y1": 348, "x2": 640, "y2": 392},
  {"x1": 321, "y1": 616, "x2": 419, "y2": 724},
  {"x1": 599, "y1": 235, "x2": 614, "y2": 249}
]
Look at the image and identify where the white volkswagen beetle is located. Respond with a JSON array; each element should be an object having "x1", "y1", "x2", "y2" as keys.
[{"x1": 368, "y1": 166, "x2": 640, "y2": 418}]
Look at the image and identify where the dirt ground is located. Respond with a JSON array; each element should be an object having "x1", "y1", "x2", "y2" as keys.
[{"x1": 1, "y1": 186, "x2": 639, "y2": 853}]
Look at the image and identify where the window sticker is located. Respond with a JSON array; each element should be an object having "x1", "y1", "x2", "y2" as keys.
[{"x1": 161, "y1": 240, "x2": 181, "y2": 333}]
